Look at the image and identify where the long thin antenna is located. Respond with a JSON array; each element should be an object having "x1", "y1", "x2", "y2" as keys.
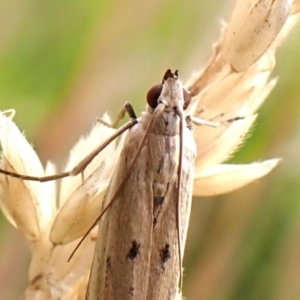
[{"x1": 175, "y1": 106, "x2": 184, "y2": 291}]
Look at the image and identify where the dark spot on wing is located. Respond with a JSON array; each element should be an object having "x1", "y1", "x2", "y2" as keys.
[
  {"x1": 154, "y1": 196, "x2": 164, "y2": 206},
  {"x1": 126, "y1": 240, "x2": 140, "y2": 260},
  {"x1": 129, "y1": 286, "x2": 134, "y2": 296},
  {"x1": 160, "y1": 244, "x2": 171, "y2": 264},
  {"x1": 157, "y1": 158, "x2": 163, "y2": 174},
  {"x1": 153, "y1": 196, "x2": 164, "y2": 226},
  {"x1": 105, "y1": 256, "x2": 111, "y2": 288},
  {"x1": 106, "y1": 256, "x2": 111, "y2": 269}
]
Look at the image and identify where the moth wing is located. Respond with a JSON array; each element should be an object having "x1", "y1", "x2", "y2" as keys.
[{"x1": 87, "y1": 123, "x2": 154, "y2": 300}]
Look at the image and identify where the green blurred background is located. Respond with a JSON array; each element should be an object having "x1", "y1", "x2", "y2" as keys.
[{"x1": 1, "y1": 0, "x2": 300, "y2": 299}]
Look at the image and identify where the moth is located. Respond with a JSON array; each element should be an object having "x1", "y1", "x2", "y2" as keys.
[{"x1": 85, "y1": 69, "x2": 197, "y2": 300}]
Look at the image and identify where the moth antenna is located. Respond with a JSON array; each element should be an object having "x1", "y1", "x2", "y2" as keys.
[
  {"x1": 175, "y1": 106, "x2": 184, "y2": 291},
  {"x1": 68, "y1": 214, "x2": 102, "y2": 262},
  {"x1": 69, "y1": 103, "x2": 166, "y2": 261}
]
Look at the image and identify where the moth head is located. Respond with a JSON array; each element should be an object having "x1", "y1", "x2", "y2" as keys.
[{"x1": 146, "y1": 69, "x2": 191, "y2": 111}]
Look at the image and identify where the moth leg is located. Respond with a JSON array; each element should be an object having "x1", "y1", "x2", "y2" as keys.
[
  {"x1": 186, "y1": 115, "x2": 244, "y2": 128},
  {"x1": 97, "y1": 102, "x2": 137, "y2": 128},
  {"x1": 0, "y1": 112, "x2": 138, "y2": 181}
]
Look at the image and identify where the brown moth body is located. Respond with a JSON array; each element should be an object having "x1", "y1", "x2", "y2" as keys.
[{"x1": 86, "y1": 70, "x2": 197, "y2": 300}]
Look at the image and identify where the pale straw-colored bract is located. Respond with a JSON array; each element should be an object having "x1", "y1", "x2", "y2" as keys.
[{"x1": 0, "y1": 0, "x2": 299, "y2": 299}]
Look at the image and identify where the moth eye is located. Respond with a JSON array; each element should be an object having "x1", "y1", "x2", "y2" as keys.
[
  {"x1": 183, "y1": 88, "x2": 192, "y2": 110},
  {"x1": 146, "y1": 84, "x2": 162, "y2": 109}
]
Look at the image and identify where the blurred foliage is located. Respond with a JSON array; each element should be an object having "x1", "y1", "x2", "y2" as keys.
[{"x1": 1, "y1": 0, "x2": 300, "y2": 299}]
